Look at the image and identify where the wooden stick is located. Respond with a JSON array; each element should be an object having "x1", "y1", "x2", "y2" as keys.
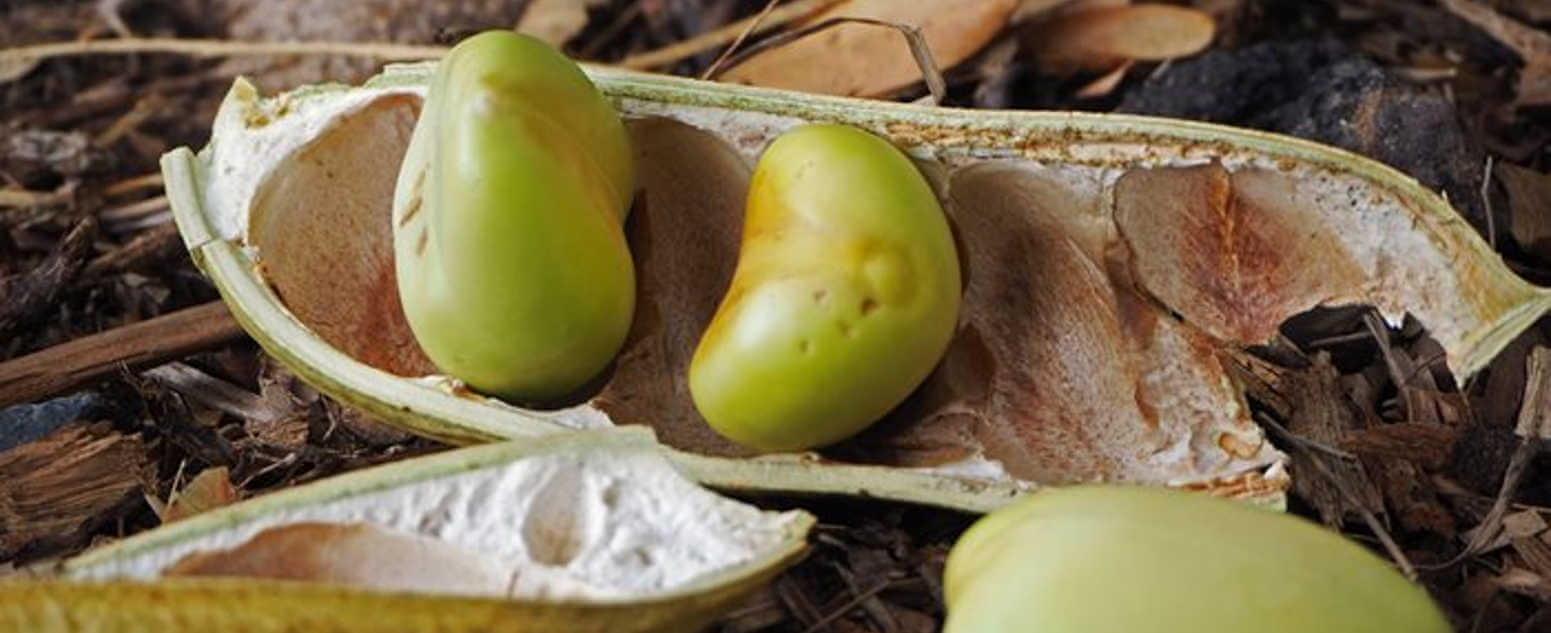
[{"x1": 0, "y1": 301, "x2": 245, "y2": 408}]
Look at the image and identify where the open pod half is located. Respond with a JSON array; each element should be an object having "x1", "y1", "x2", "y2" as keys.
[
  {"x1": 1, "y1": 428, "x2": 813, "y2": 632},
  {"x1": 163, "y1": 62, "x2": 1551, "y2": 512}
]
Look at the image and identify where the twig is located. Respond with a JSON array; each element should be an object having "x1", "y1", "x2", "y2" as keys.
[
  {"x1": 81, "y1": 222, "x2": 179, "y2": 277},
  {"x1": 1305, "y1": 329, "x2": 1374, "y2": 349},
  {"x1": 1363, "y1": 311, "x2": 1419, "y2": 423},
  {"x1": 1300, "y1": 440, "x2": 1419, "y2": 580},
  {"x1": 707, "y1": 16, "x2": 949, "y2": 105},
  {"x1": 102, "y1": 172, "x2": 163, "y2": 198},
  {"x1": 1255, "y1": 412, "x2": 1358, "y2": 460},
  {"x1": 701, "y1": 0, "x2": 784, "y2": 80},
  {"x1": 619, "y1": 0, "x2": 839, "y2": 69},
  {"x1": 94, "y1": 92, "x2": 163, "y2": 148},
  {"x1": 0, "y1": 302, "x2": 245, "y2": 408},
  {"x1": 798, "y1": 579, "x2": 895, "y2": 633},
  {"x1": 1484, "y1": 154, "x2": 1497, "y2": 249},
  {"x1": 99, "y1": 195, "x2": 168, "y2": 223},
  {"x1": 576, "y1": 2, "x2": 645, "y2": 61},
  {"x1": 0, "y1": 38, "x2": 447, "y2": 71},
  {"x1": 0, "y1": 186, "x2": 74, "y2": 209}
]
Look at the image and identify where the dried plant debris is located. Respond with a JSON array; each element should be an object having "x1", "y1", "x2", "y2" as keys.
[{"x1": 1440, "y1": 0, "x2": 1551, "y2": 107}]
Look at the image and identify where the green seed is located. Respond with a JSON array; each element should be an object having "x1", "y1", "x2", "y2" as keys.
[
  {"x1": 392, "y1": 31, "x2": 635, "y2": 402},
  {"x1": 944, "y1": 485, "x2": 1453, "y2": 633}
]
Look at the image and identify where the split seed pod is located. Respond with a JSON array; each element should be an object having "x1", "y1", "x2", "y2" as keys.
[
  {"x1": 690, "y1": 124, "x2": 963, "y2": 451},
  {"x1": 943, "y1": 485, "x2": 1451, "y2": 632},
  {"x1": 0, "y1": 428, "x2": 813, "y2": 632},
  {"x1": 393, "y1": 31, "x2": 636, "y2": 403},
  {"x1": 164, "y1": 59, "x2": 1551, "y2": 512}
]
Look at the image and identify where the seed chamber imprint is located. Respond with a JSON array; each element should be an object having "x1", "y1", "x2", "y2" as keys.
[
  {"x1": 198, "y1": 67, "x2": 1547, "y2": 498},
  {"x1": 68, "y1": 443, "x2": 808, "y2": 601}
]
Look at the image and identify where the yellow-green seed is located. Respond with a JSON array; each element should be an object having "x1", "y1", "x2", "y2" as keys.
[{"x1": 689, "y1": 124, "x2": 962, "y2": 451}]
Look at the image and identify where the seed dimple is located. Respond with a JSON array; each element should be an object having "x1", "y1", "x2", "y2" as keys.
[
  {"x1": 860, "y1": 298, "x2": 878, "y2": 315},
  {"x1": 415, "y1": 229, "x2": 429, "y2": 256},
  {"x1": 838, "y1": 322, "x2": 852, "y2": 337},
  {"x1": 812, "y1": 289, "x2": 827, "y2": 303},
  {"x1": 798, "y1": 339, "x2": 811, "y2": 354}
]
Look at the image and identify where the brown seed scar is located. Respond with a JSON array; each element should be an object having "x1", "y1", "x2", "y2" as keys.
[
  {"x1": 398, "y1": 194, "x2": 423, "y2": 227},
  {"x1": 398, "y1": 169, "x2": 427, "y2": 227}
]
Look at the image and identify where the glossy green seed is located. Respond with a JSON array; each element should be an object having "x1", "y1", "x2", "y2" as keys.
[{"x1": 392, "y1": 31, "x2": 635, "y2": 402}]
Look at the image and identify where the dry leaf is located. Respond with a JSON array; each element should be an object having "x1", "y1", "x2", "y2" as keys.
[
  {"x1": 1074, "y1": 58, "x2": 1133, "y2": 97},
  {"x1": 1028, "y1": 3, "x2": 1215, "y2": 74},
  {"x1": 160, "y1": 466, "x2": 239, "y2": 524},
  {"x1": 1012, "y1": 0, "x2": 1094, "y2": 23},
  {"x1": 721, "y1": 0, "x2": 1020, "y2": 97},
  {"x1": 1496, "y1": 161, "x2": 1551, "y2": 261},
  {"x1": 516, "y1": 0, "x2": 609, "y2": 47},
  {"x1": 1440, "y1": 0, "x2": 1551, "y2": 107}
]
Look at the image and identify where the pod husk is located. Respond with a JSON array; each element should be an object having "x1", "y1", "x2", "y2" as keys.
[
  {"x1": 2, "y1": 428, "x2": 812, "y2": 633},
  {"x1": 163, "y1": 61, "x2": 1551, "y2": 512}
]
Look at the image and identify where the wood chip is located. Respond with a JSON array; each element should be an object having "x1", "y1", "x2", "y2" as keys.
[
  {"x1": 0, "y1": 216, "x2": 95, "y2": 340},
  {"x1": 1514, "y1": 531, "x2": 1551, "y2": 577},
  {"x1": 0, "y1": 424, "x2": 150, "y2": 559},
  {"x1": 1342, "y1": 423, "x2": 1458, "y2": 470},
  {"x1": 1496, "y1": 162, "x2": 1551, "y2": 262},
  {"x1": 1514, "y1": 347, "x2": 1551, "y2": 440},
  {"x1": 1282, "y1": 353, "x2": 1384, "y2": 527}
]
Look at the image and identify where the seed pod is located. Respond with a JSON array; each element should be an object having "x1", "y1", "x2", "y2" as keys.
[
  {"x1": 943, "y1": 486, "x2": 1452, "y2": 633},
  {"x1": 688, "y1": 124, "x2": 962, "y2": 452},
  {"x1": 393, "y1": 30, "x2": 636, "y2": 402},
  {"x1": 164, "y1": 59, "x2": 1551, "y2": 511},
  {"x1": 1, "y1": 429, "x2": 813, "y2": 633}
]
